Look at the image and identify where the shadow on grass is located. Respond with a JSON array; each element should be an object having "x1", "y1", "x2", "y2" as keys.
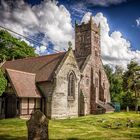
[
  {"x1": 49, "y1": 138, "x2": 80, "y2": 140},
  {"x1": 49, "y1": 138, "x2": 82, "y2": 140},
  {"x1": 67, "y1": 139, "x2": 79, "y2": 140},
  {"x1": 0, "y1": 135, "x2": 27, "y2": 140},
  {"x1": 132, "y1": 132, "x2": 140, "y2": 140}
]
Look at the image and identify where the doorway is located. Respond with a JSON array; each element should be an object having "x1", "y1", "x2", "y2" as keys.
[{"x1": 5, "y1": 94, "x2": 17, "y2": 118}]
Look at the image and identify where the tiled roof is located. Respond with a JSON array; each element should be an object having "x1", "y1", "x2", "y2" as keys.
[
  {"x1": 2, "y1": 51, "x2": 86, "y2": 82},
  {"x1": 2, "y1": 51, "x2": 86, "y2": 97},
  {"x1": 2, "y1": 52, "x2": 66, "y2": 82},
  {"x1": 6, "y1": 69, "x2": 41, "y2": 98}
]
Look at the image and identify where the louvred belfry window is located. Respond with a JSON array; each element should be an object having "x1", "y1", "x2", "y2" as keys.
[
  {"x1": 68, "y1": 72, "x2": 75, "y2": 98},
  {"x1": 95, "y1": 78, "x2": 98, "y2": 87}
]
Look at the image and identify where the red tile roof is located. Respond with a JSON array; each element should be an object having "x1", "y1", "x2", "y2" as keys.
[
  {"x1": 2, "y1": 52, "x2": 66, "y2": 82},
  {"x1": 6, "y1": 69, "x2": 41, "y2": 98},
  {"x1": 2, "y1": 51, "x2": 84, "y2": 98}
]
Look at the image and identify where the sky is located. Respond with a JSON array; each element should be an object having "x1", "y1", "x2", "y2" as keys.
[{"x1": 0, "y1": 0, "x2": 140, "y2": 69}]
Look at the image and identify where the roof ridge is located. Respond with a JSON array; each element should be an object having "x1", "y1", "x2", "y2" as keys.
[
  {"x1": 6, "y1": 68, "x2": 36, "y2": 75},
  {"x1": 5, "y1": 51, "x2": 66, "y2": 63}
]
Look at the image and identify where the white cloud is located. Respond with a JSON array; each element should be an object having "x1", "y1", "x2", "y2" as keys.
[
  {"x1": 20, "y1": 38, "x2": 34, "y2": 47},
  {"x1": 33, "y1": 1, "x2": 74, "y2": 51},
  {"x1": 0, "y1": 0, "x2": 74, "y2": 53},
  {"x1": 0, "y1": 0, "x2": 39, "y2": 35},
  {"x1": 1, "y1": 0, "x2": 140, "y2": 69},
  {"x1": 85, "y1": 0, "x2": 127, "y2": 7},
  {"x1": 136, "y1": 17, "x2": 140, "y2": 27},
  {"x1": 35, "y1": 45, "x2": 47, "y2": 54},
  {"x1": 82, "y1": 12, "x2": 140, "y2": 69}
]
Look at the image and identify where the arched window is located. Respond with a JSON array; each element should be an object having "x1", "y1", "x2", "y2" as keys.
[
  {"x1": 68, "y1": 72, "x2": 75, "y2": 98},
  {"x1": 95, "y1": 78, "x2": 98, "y2": 87}
]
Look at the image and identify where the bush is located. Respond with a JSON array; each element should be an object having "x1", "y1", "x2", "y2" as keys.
[{"x1": 0, "y1": 69, "x2": 7, "y2": 96}]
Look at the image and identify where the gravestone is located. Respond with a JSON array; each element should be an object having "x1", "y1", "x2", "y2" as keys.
[{"x1": 26, "y1": 110, "x2": 49, "y2": 140}]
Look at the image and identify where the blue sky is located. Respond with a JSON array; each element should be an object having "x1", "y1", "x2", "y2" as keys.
[
  {"x1": 25, "y1": 0, "x2": 140, "y2": 51},
  {"x1": 0, "y1": 0, "x2": 140, "y2": 68},
  {"x1": 59, "y1": 0, "x2": 140, "y2": 50}
]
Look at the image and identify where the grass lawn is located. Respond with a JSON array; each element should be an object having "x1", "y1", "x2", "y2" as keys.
[{"x1": 0, "y1": 112, "x2": 140, "y2": 140}]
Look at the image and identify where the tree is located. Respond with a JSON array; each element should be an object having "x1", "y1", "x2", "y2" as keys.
[
  {"x1": 104, "y1": 65, "x2": 124, "y2": 103},
  {"x1": 115, "y1": 65, "x2": 124, "y2": 76},
  {"x1": 0, "y1": 30, "x2": 37, "y2": 62},
  {"x1": 104, "y1": 62, "x2": 140, "y2": 111},
  {"x1": 121, "y1": 91, "x2": 134, "y2": 110},
  {"x1": 0, "y1": 69, "x2": 7, "y2": 96},
  {"x1": 112, "y1": 66, "x2": 124, "y2": 102},
  {"x1": 0, "y1": 30, "x2": 37, "y2": 95},
  {"x1": 104, "y1": 65, "x2": 113, "y2": 82},
  {"x1": 123, "y1": 60, "x2": 140, "y2": 111},
  {"x1": 68, "y1": 41, "x2": 72, "y2": 48},
  {"x1": 123, "y1": 61, "x2": 140, "y2": 96}
]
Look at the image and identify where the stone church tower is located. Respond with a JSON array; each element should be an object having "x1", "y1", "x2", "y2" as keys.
[
  {"x1": 75, "y1": 17, "x2": 113, "y2": 115},
  {"x1": 75, "y1": 16, "x2": 101, "y2": 58}
]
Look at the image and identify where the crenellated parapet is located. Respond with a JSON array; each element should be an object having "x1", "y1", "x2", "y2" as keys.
[{"x1": 75, "y1": 16, "x2": 100, "y2": 34}]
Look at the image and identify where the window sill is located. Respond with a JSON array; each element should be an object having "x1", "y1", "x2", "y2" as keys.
[{"x1": 68, "y1": 96, "x2": 75, "y2": 101}]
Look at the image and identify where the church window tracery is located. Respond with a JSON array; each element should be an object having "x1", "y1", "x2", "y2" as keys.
[{"x1": 68, "y1": 71, "x2": 75, "y2": 98}]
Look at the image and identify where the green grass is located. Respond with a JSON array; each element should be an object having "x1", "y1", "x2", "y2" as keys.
[{"x1": 0, "y1": 112, "x2": 140, "y2": 140}]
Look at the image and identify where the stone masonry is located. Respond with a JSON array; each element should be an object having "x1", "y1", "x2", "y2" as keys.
[
  {"x1": 26, "y1": 110, "x2": 49, "y2": 140},
  {"x1": 2, "y1": 16, "x2": 114, "y2": 120}
]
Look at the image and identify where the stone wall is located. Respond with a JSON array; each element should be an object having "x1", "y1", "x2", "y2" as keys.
[
  {"x1": 79, "y1": 55, "x2": 110, "y2": 115},
  {"x1": 51, "y1": 50, "x2": 80, "y2": 119},
  {"x1": 38, "y1": 82, "x2": 54, "y2": 118},
  {"x1": 79, "y1": 57, "x2": 93, "y2": 115},
  {"x1": 36, "y1": 18, "x2": 110, "y2": 119},
  {"x1": 75, "y1": 18, "x2": 111, "y2": 115},
  {"x1": 27, "y1": 110, "x2": 49, "y2": 140}
]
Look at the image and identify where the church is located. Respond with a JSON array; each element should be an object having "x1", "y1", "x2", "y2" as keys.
[{"x1": 0, "y1": 17, "x2": 114, "y2": 119}]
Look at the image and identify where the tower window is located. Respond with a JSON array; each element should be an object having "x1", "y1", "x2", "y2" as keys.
[
  {"x1": 95, "y1": 78, "x2": 98, "y2": 87},
  {"x1": 68, "y1": 72, "x2": 75, "y2": 99},
  {"x1": 86, "y1": 78, "x2": 89, "y2": 86},
  {"x1": 82, "y1": 35, "x2": 85, "y2": 43}
]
